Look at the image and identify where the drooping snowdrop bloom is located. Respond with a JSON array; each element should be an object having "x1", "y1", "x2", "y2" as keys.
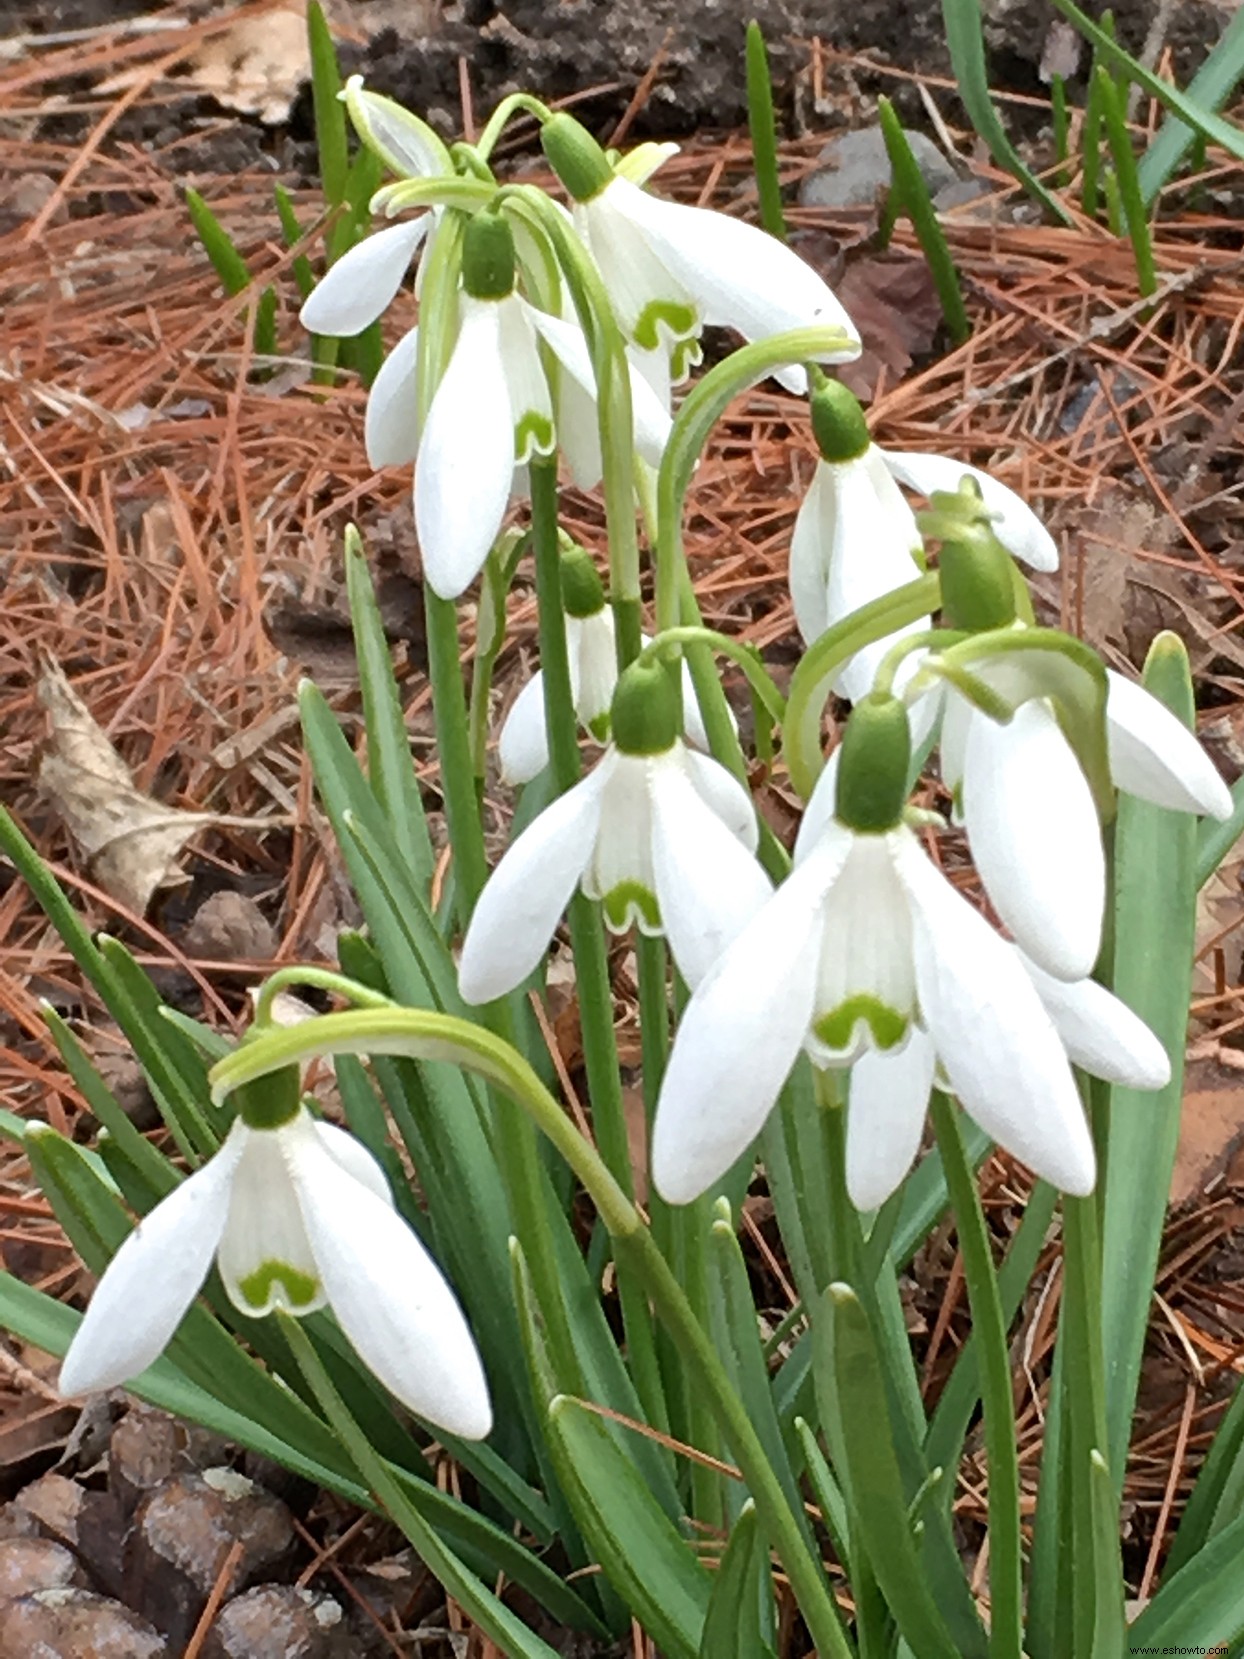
[
  {"x1": 652, "y1": 694, "x2": 1104, "y2": 1207},
  {"x1": 931, "y1": 642, "x2": 1232, "y2": 982},
  {"x1": 498, "y1": 547, "x2": 715, "y2": 784},
  {"x1": 414, "y1": 210, "x2": 670, "y2": 599},
  {"x1": 57, "y1": 1074, "x2": 492, "y2": 1440},
  {"x1": 788, "y1": 380, "x2": 1059, "y2": 691},
  {"x1": 789, "y1": 379, "x2": 929, "y2": 699},
  {"x1": 461, "y1": 660, "x2": 771, "y2": 1001},
  {"x1": 540, "y1": 114, "x2": 860, "y2": 396}
]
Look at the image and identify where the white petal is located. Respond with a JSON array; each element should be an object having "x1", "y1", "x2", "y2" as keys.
[
  {"x1": 286, "y1": 1120, "x2": 492, "y2": 1439},
  {"x1": 574, "y1": 611, "x2": 618, "y2": 736},
  {"x1": 59, "y1": 1125, "x2": 246, "y2": 1395},
  {"x1": 679, "y1": 661, "x2": 715, "y2": 751},
  {"x1": 682, "y1": 747, "x2": 759, "y2": 852},
  {"x1": 554, "y1": 366, "x2": 603, "y2": 489},
  {"x1": 218, "y1": 1125, "x2": 324, "y2": 1316},
  {"x1": 364, "y1": 325, "x2": 420, "y2": 468},
  {"x1": 807, "y1": 832, "x2": 917, "y2": 1061},
  {"x1": 650, "y1": 751, "x2": 773, "y2": 989},
  {"x1": 299, "y1": 218, "x2": 430, "y2": 337},
  {"x1": 1016, "y1": 950, "x2": 1171, "y2": 1090},
  {"x1": 346, "y1": 84, "x2": 449, "y2": 179},
  {"x1": 1105, "y1": 670, "x2": 1232, "y2": 820},
  {"x1": 526, "y1": 299, "x2": 672, "y2": 472},
  {"x1": 315, "y1": 1121, "x2": 394, "y2": 1203},
  {"x1": 962, "y1": 699, "x2": 1104, "y2": 981},
  {"x1": 939, "y1": 687, "x2": 971, "y2": 802},
  {"x1": 617, "y1": 183, "x2": 860, "y2": 379},
  {"x1": 823, "y1": 458, "x2": 929, "y2": 702},
  {"x1": 583, "y1": 753, "x2": 658, "y2": 930},
  {"x1": 415, "y1": 301, "x2": 513, "y2": 599},
  {"x1": 575, "y1": 188, "x2": 698, "y2": 349},
  {"x1": 794, "y1": 748, "x2": 842, "y2": 865},
  {"x1": 895, "y1": 830, "x2": 1096, "y2": 1196},
  {"x1": 498, "y1": 672, "x2": 550, "y2": 785},
  {"x1": 497, "y1": 296, "x2": 554, "y2": 462},
  {"x1": 651, "y1": 834, "x2": 851, "y2": 1203},
  {"x1": 880, "y1": 450, "x2": 1060, "y2": 573},
  {"x1": 458, "y1": 763, "x2": 607, "y2": 1003},
  {"x1": 789, "y1": 463, "x2": 833, "y2": 645},
  {"x1": 845, "y1": 1030, "x2": 937, "y2": 1211}
]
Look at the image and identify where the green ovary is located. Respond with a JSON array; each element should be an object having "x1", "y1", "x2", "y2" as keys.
[
  {"x1": 813, "y1": 995, "x2": 908, "y2": 1054},
  {"x1": 602, "y1": 881, "x2": 661, "y2": 933},
  {"x1": 237, "y1": 1260, "x2": 321, "y2": 1314}
]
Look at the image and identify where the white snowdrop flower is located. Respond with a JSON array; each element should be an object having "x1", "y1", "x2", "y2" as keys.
[
  {"x1": 413, "y1": 210, "x2": 669, "y2": 599},
  {"x1": 934, "y1": 653, "x2": 1232, "y2": 983},
  {"x1": 498, "y1": 550, "x2": 716, "y2": 785},
  {"x1": 57, "y1": 1080, "x2": 491, "y2": 1441},
  {"x1": 461, "y1": 660, "x2": 771, "y2": 1001},
  {"x1": 541, "y1": 114, "x2": 860, "y2": 395},
  {"x1": 789, "y1": 379, "x2": 929, "y2": 698},
  {"x1": 652, "y1": 695, "x2": 1099, "y2": 1208}
]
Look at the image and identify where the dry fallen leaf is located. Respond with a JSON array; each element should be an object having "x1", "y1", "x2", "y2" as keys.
[
  {"x1": 37, "y1": 657, "x2": 286, "y2": 918},
  {"x1": 1171, "y1": 1054, "x2": 1244, "y2": 1204},
  {"x1": 834, "y1": 253, "x2": 942, "y2": 403}
]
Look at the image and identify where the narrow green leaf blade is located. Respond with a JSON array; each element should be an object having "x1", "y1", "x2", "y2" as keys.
[
  {"x1": 306, "y1": 0, "x2": 348, "y2": 207},
  {"x1": 699, "y1": 1502, "x2": 777, "y2": 1659},
  {"x1": 185, "y1": 188, "x2": 251, "y2": 295},
  {"x1": 1138, "y1": 6, "x2": 1244, "y2": 203},
  {"x1": 1128, "y1": 1503, "x2": 1244, "y2": 1649},
  {"x1": 547, "y1": 1395, "x2": 710, "y2": 1659},
  {"x1": 940, "y1": 0, "x2": 1073, "y2": 222},
  {"x1": 1052, "y1": 0, "x2": 1244, "y2": 165},
  {"x1": 814, "y1": 1285, "x2": 967, "y2": 1659},
  {"x1": 1100, "y1": 634, "x2": 1199, "y2": 1484}
]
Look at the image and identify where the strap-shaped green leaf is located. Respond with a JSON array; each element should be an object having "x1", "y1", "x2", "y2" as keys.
[
  {"x1": 1128, "y1": 1503, "x2": 1244, "y2": 1650},
  {"x1": 940, "y1": 0, "x2": 1073, "y2": 222},
  {"x1": 814, "y1": 1285, "x2": 969, "y2": 1659},
  {"x1": 548, "y1": 1395, "x2": 711, "y2": 1657},
  {"x1": 699, "y1": 1502, "x2": 778, "y2": 1659},
  {"x1": 1100, "y1": 634, "x2": 1199, "y2": 1484},
  {"x1": 1138, "y1": 6, "x2": 1244, "y2": 203},
  {"x1": 344, "y1": 527, "x2": 436, "y2": 890}
]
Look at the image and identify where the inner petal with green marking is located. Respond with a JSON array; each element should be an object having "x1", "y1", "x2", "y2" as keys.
[
  {"x1": 236, "y1": 1260, "x2": 322, "y2": 1316},
  {"x1": 813, "y1": 994, "x2": 909, "y2": 1055}
]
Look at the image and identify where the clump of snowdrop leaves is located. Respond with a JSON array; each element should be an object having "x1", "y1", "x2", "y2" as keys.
[
  {"x1": 460, "y1": 658, "x2": 771, "y2": 1002},
  {"x1": 58, "y1": 1066, "x2": 492, "y2": 1440},
  {"x1": 651, "y1": 694, "x2": 1171, "y2": 1211}
]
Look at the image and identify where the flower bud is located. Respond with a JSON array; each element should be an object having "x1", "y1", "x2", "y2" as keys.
[
  {"x1": 540, "y1": 114, "x2": 614, "y2": 203},
  {"x1": 809, "y1": 378, "x2": 870, "y2": 464},
  {"x1": 834, "y1": 694, "x2": 911, "y2": 832},
  {"x1": 233, "y1": 1063, "x2": 302, "y2": 1131},
  {"x1": 611, "y1": 658, "x2": 679, "y2": 756},
  {"x1": 461, "y1": 210, "x2": 516, "y2": 301},
  {"x1": 560, "y1": 545, "x2": 607, "y2": 619},
  {"x1": 927, "y1": 479, "x2": 1017, "y2": 633}
]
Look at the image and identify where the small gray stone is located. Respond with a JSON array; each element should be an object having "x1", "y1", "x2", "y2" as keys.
[
  {"x1": 800, "y1": 125, "x2": 959, "y2": 210},
  {"x1": 932, "y1": 176, "x2": 995, "y2": 214},
  {"x1": 202, "y1": 1585, "x2": 352, "y2": 1659},
  {"x1": 0, "y1": 1536, "x2": 87, "y2": 1598},
  {"x1": 0, "y1": 1587, "x2": 167, "y2": 1656}
]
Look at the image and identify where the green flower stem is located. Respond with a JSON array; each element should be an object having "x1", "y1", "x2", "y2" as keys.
[
  {"x1": 1061, "y1": 1190, "x2": 1126, "y2": 1650},
  {"x1": 252, "y1": 968, "x2": 393, "y2": 1029},
  {"x1": 500, "y1": 186, "x2": 642, "y2": 624},
  {"x1": 783, "y1": 573, "x2": 942, "y2": 799},
  {"x1": 654, "y1": 327, "x2": 859, "y2": 636},
  {"x1": 474, "y1": 92, "x2": 553, "y2": 163},
  {"x1": 209, "y1": 1007, "x2": 850, "y2": 1656},
  {"x1": 637, "y1": 625, "x2": 786, "y2": 729},
  {"x1": 617, "y1": 1225, "x2": 855, "y2": 1659},
  {"x1": 529, "y1": 458, "x2": 667, "y2": 1429},
  {"x1": 930, "y1": 1093, "x2": 1022, "y2": 1659}
]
